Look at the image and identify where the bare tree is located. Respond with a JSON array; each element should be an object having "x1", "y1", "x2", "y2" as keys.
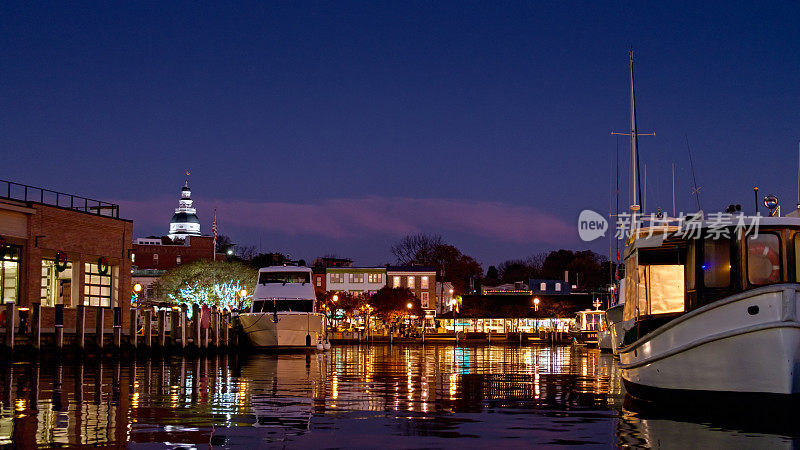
[
  {"x1": 390, "y1": 233, "x2": 443, "y2": 265},
  {"x1": 236, "y1": 245, "x2": 258, "y2": 260}
]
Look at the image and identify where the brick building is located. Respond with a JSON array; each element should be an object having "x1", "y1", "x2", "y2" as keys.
[
  {"x1": 386, "y1": 266, "x2": 437, "y2": 313},
  {"x1": 0, "y1": 179, "x2": 133, "y2": 330},
  {"x1": 131, "y1": 235, "x2": 216, "y2": 271}
]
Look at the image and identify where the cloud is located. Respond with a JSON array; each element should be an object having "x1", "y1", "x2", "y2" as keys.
[{"x1": 116, "y1": 197, "x2": 575, "y2": 245}]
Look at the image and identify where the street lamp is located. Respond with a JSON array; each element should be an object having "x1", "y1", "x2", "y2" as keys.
[
  {"x1": 236, "y1": 288, "x2": 248, "y2": 311},
  {"x1": 133, "y1": 283, "x2": 142, "y2": 293},
  {"x1": 533, "y1": 297, "x2": 540, "y2": 311}
]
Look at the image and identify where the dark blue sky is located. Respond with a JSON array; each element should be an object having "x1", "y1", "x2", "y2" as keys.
[{"x1": 2, "y1": 2, "x2": 799, "y2": 267}]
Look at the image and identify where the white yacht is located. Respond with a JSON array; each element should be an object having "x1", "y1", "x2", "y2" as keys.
[
  {"x1": 238, "y1": 266, "x2": 327, "y2": 349},
  {"x1": 618, "y1": 215, "x2": 800, "y2": 398}
]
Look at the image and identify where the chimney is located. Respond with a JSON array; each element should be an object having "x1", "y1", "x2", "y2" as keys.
[{"x1": 564, "y1": 270, "x2": 569, "y2": 283}]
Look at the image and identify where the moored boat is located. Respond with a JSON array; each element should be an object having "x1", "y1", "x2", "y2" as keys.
[
  {"x1": 570, "y1": 309, "x2": 605, "y2": 346},
  {"x1": 238, "y1": 266, "x2": 328, "y2": 350}
]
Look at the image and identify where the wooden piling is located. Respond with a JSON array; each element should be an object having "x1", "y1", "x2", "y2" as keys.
[
  {"x1": 76, "y1": 304, "x2": 85, "y2": 350},
  {"x1": 31, "y1": 303, "x2": 41, "y2": 350},
  {"x1": 179, "y1": 307, "x2": 187, "y2": 349},
  {"x1": 170, "y1": 308, "x2": 179, "y2": 346},
  {"x1": 222, "y1": 312, "x2": 229, "y2": 348},
  {"x1": 144, "y1": 309, "x2": 153, "y2": 348},
  {"x1": 55, "y1": 304, "x2": 64, "y2": 350},
  {"x1": 158, "y1": 309, "x2": 167, "y2": 347},
  {"x1": 96, "y1": 306, "x2": 104, "y2": 349},
  {"x1": 113, "y1": 307, "x2": 122, "y2": 348},
  {"x1": 192, "y1": 304, "x2": 200, "y2": 349},
  {"x1": 4, "y1": 302, "x2": 14, "y2": 351},
  {"x1": 129, "y1": 308, "x2": 138, "y2": 349},
  {"x1": 212, "y1": 309, "x2": 220, "y2": 348}
]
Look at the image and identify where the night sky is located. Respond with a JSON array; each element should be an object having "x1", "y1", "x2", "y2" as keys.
[{"x1": 2, "y1": 2, "x2": 799, "y2": 267}]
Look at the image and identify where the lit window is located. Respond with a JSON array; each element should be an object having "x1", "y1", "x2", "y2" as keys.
[
  {"x1": 393, "y1": 276, "x2": 401, "y2": 288},
  {"x1": 330, "y1": 273, "x2": 344, "y2": 284},
  {"x1": 153, "y1": 254, "x2": 159, "y2": 265},
  {"x1": 131, "y1": 253, "x2": 135, "y2": 263},
  {"x1": 41, "y1": 259, "x2": 73, "y2": 307},
  {"x1": 407, "y1": 276, "x2": 415, "y2": 289},
  {"x1": 540, "y1": 282, "x2": 546, "y2": 291},
  {"x1": 176, "y1": 255, "x2": 182, "y2": 265},
  {"x1": 421, "y1": 292, "x2": 429, "y2": 308},
  {"x1": 368, "y1": 273, "x2": 383, "y2": 283},
  {"x1": 350, "y1": 273, "x2": 364, "y2": 283},
  {"x1": 84, "y1": 262, "x2": 113, "y2": 307},
  {"x1": 316, "y1": 276, "x2": 322, "y2": 287},
  {"x1": 555, "y1": 283, "x2": 561, "y2": 291},
  {"x1": 421, "y1": 276, "x2": 429, "y2": 289}
]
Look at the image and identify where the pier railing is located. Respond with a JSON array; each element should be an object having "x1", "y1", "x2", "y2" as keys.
[{"x1": 0, "y1": 179, "x2": 120, "y2": 218}]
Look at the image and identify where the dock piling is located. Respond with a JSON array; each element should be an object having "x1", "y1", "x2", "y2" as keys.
[
  {"x1": 96, "y1": 306, "x2": 104, "y2": 349},
  {"x1": 55, "y1": 304, "x2": 64, "y2": 350},
  {"x1": 129, "y1": 308, "x2": 138, "y2": 349},
  {"x1": 179, "y1": 307, "x2": 187, "y2": 349},
  {"x1": 158, "y1": 309, "x2": 166, "y2": 347},
  {"x1": 113, "y1": 307, "x2": 122, "y2": 348},
  {"x1": 144, "y1": 309, "x2": 153, "y2": 348},
  {"x1": 76, "y1": 304, "x2": 85, "y2": 350},
  {"x1": 192, "y1": 304, "x2": 200, "y2": 349},
  {"x1": 31, "y1": 303, "x2": 41, "y2": 350},
  {"x1": 5, "y1": 302, "x2": 15, "y2": 351}
]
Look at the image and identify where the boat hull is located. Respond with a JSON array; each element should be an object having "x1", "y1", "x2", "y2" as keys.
[
  {"x1": 620, "y1": 284, "x2": 800, "y2": 395},
  {"x1": 570, "y1": 330, "x2": 598, "y2": 346},
  {"x1": 598, "y1": 329, "x2": 613, "y2": 352},
  {"x1": 239, "y1": 312, "x2": 326, "y2": 349}
]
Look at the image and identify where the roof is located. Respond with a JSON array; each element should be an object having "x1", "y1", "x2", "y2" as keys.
[
  {"x1": 385, "y1": 265, "x2": 436, "y2": 273},
  {"x1": 257, "y1": 266, "x2": 312, "y2": 273},
  {"x1": 170, "y1": 212, "x2": 200, "y2": 224}
]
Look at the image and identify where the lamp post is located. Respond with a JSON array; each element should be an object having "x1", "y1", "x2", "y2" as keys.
[
  {"x1": 133, "y1": 283, "x2": 143, "y2": 307},
  {"x1": 237, "y1": 288, "x2": 247, "y2": 311},
  {"x1": 533, "y1": 297, "x2": 540, "y2": 311}
]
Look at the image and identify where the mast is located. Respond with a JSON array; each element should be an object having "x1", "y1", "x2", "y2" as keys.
[{"x1": 629, "y1": 49, "x2": 641, "y2": 213}]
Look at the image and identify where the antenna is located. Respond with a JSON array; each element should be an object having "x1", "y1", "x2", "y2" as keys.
[
  {"x1": 613, "y1": 49, "x2": 655, "y2": 216},
  {"x1": 796, "y1": 141, "x2": 799, "y2": 208},
  {"x1": 672, "y1": 163, "x2": 676, "y2": 217},
  {"x1": 685, "y1": 134, "x2": 701, "y2": 211}
]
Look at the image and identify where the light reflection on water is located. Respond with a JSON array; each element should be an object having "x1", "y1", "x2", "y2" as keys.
[{"x1": 0, "y1": 345, "x2": 796, "y2": 448}]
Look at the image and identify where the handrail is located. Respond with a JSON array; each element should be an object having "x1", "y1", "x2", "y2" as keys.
[{"x1": 0, "y1": 178, "x2": 119, "y2": 218}]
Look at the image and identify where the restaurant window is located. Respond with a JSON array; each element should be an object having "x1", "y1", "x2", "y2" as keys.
[
  {"x1": 747, "y1": 233, "x2": 781, "y2": 285},
  {"x1": 0, "y1": 245, "x2": 21, "y2": 304},
  {"x1": 350, "y1": 273, "x2": 364, "y2": 283},
  {"x1": 41, "y1": 259, "x2": 73, "y2": 307},
  {"x1": 330, "y1": 273, "x2": 344, "y2": 284},
  {"x1": 368, "y1": 273, "x2": 383, "y2": 283},
  {"x1": 407, "y1": 276, "x2": 415, "y2": 289},
  {"x1": 421, "y1": 276, "x2": 429, "y2": 289},
  {"x1": 84, "y1": 262, "x2": 113, "y2": 307},
  {"x1": 393, "y1": 276, "x2": 401, "y2": 288},
  {"x1": 703, "y1": 238, "x2": 731, "y2": 288}
]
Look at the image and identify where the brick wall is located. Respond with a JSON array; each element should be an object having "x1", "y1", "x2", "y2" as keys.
[{"x1": 132, "y1": 235, "x2": 215, "y2": 270}]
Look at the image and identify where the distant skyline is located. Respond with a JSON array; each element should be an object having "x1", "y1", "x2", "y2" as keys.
[{"x1": 2, "y1": 2, "x2": 799, "y2": 267}]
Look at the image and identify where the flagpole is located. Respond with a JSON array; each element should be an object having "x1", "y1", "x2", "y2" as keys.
[{"x1": 212, "y1": 208, "x2": 217, "y2": 261}]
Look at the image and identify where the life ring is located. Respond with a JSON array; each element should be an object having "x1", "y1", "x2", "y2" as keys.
[
  {"x1": 98, "y1": 256, "x2": 110, "y2": 276},
  {"x1": 748, "y1": 242, "x2": 780, "y2": 284},
  {"x1": 55, "y1": 252, "x2": 69, "y2": 272}
]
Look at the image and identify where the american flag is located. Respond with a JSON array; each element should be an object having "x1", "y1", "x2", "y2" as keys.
[{"x1": 212, "y1": 208, "x2": 217, "y2": 261}]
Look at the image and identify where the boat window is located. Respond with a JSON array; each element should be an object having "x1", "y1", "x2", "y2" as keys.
[
  {"x1": 625, "y1": 262, "x2": 685, "y2": 321},
  {"x1": 258, "y1": 272, "x2": 311, "y2": 285},
  {"x1": 747, "y1": 234, "x2": 781, "y2": 285},
  {"x1": 703, "y1": 238, "x2": 731, "y2": 288}
]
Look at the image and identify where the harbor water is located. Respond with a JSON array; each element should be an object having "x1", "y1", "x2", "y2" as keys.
[{"x1": 0, "y1": 344, "x2": 798, "y2": 448}]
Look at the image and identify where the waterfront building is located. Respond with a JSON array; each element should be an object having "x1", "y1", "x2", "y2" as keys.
[
  {"x1": 326, "y1": 267, "x2": 386, "y2": 297},
  {"x1": 529, "y1": 278, "x2": 572, "y2": 295},
  {"x1": 131, "y1": 235, "x2": 217, "y2": 271},
  {"x1": 312, "y1": 256, "x2": 353, "y2": 268},
  {"x1": 434, "y1": 281, "x2": 454, "y2": 314},
  {"x1": 386, "y1": 266, "x2": 437, "y2": 316},
  {"x1": 0, "y1": 179, "x2": 133, "y2": 329}
]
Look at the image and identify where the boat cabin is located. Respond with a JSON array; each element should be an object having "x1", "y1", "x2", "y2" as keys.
[
  {"x1": 575, "y1": 310, "x2": 606, "y2": 332},
  {"x1": 621, "y1": 216, "x2": 800, "y2": 344},
  {"x1": 250, "y1": 266, "x2": 316, "y2": 313}
]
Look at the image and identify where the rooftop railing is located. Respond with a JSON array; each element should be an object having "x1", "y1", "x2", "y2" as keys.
[{"x1": 0, "y1": 179, "x2": 120, "y2": 218}]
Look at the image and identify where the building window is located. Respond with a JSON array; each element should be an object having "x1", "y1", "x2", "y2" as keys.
[
  {"x1": 421, "y1": 292, "x2": 429, "y2": 308},
  {"x1": 153, "y1": 253, "x2": 159, "y2": 265},
  {"x1": 84, "y1": 262, "x2": 113, "y2": 307},
  {"x1": 555, "y1": 282, "x2": 561, "y2": 291},
  {"x1": 407, "y1": 276, "x2": 415, "y2": 289},
  {"x1": 41, "y1": 260, "x2": 73, "y2": 307},
  {"x1": 330, "y1": 273, "x2": 344, "y2": 284},
  {"x1": 368, "y1": 273, "x2": 383, "y2": 283},
  {"x1": 540, "y1": 282, "x2": 547, "y2": 291},
  {"x1": 350, "y1": 273, "x2": 364, "y2": 283},
  {"x1": 421, "y1": 276, "x2": 429, "y2": 289},
  {"x1": 131, "y1": 253, "x2": 135, "y2": 263},
  {"x1": 0, "y1": 245, "x2": 21, "y2": 304},
  {"x1": 393, "y1": 276, "x2": 401, "y2": 288},
  {"x1": 176, "y1": 255, "x2": 182, "y2": 265},
  {"x1": 316, "y1": 276, "x2": 322, "y2": 287}
]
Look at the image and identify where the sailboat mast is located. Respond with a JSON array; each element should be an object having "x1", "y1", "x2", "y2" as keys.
[{"x1": 629, "y1": 49, "x2": 641, "y2": 213}]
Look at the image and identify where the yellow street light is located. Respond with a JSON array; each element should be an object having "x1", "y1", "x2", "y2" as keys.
[
  {"x1": 533, "y1": 297, "x2": 540, "y2": 311},
  {"x1": 240, "y1": 288, "x2": 247, "y2": 297},
  {"x1": 133, "y1": 283, "x2": 142, "y2": 293},
  {"x1": 332, "y1": 294, "x2": 339, "y2": 302},
  {"x1": 449, "y1": 288, "x2": 454, "y2": 295},
  {"x1": 407, "y1": 302, "x2": 413, "y2": 309}
]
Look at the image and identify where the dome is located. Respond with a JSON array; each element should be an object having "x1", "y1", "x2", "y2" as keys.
[{"x1": 170, "y1": 212, "x2": 200, "y2": 225}]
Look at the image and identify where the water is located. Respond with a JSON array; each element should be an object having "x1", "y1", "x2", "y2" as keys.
[{"x1": 0, "y1": 345, "x2": 798, "y2": 448}]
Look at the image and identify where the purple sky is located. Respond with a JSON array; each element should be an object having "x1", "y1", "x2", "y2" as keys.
[{"x1": 2, "y1": 2, "x2": 799, "y2": 267}]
